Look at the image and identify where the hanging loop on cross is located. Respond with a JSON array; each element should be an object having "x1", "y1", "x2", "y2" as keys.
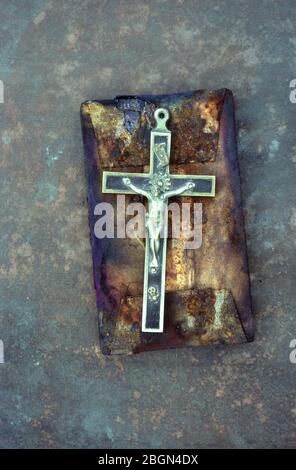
[{"x1": 154, "y1": 107, "x2": 169, "y2": 131}]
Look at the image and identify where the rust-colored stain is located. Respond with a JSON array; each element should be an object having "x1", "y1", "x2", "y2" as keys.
[{"x1": 81, "y1": 89, "x2": 254, "y2": 355}]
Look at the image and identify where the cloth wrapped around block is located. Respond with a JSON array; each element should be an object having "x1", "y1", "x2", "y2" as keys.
[{"x1": 80, "y1": 90, "x2": 254, "y2": 355}]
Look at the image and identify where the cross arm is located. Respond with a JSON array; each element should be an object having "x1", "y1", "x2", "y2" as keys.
[
  {"x1": 102, "y1": 171, "x2": 148, "y2": 195},
  {"x1": 168, "y1": 174, "x2": 216, "y2": 197}
]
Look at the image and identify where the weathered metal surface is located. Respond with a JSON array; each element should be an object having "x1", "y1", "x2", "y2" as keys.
[
  {"x1": 84, "y1": 91, "x2": 222, "y2": 169},
  {"x1": 81, "y1": 90, "x2": 254, "y2": 355}
]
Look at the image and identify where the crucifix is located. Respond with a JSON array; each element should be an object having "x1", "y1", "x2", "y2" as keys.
[{"x1": 102, "y1": 108, "x2": 216, "y2": 333}]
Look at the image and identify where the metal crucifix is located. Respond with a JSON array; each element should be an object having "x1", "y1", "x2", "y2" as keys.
[{"x1": 102, "y1": 108, "x2": 216, "y2": 333}]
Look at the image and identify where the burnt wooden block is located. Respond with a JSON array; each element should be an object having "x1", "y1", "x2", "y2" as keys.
[{"x1": 81, "y1": 90, "x2": 254, "y2": 355}]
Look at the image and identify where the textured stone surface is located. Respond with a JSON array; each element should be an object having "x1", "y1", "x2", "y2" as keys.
[{"x1": 0, "y1": 0, "x2": 295, "y2": 448}]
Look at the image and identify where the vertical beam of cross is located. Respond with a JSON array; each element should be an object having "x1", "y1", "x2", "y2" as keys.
[{"x1": 102, "y1": 108, "x2": 216, "y2": 333}]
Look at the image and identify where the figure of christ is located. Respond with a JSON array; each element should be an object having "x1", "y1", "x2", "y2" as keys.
[{"x1": 122, "y1": 177, "x2": 194, "y2": 270}]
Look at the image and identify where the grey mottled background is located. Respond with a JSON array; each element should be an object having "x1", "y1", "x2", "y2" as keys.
[{"x1": 0, "y1": 0, "x2": 295, "y2": 449}]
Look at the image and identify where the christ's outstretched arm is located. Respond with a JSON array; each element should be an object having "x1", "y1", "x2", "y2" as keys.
[
  {"x1": 122, "y1": 177, "x2": 152, "y2": 201},
  {"x1": 163, "y1": 181, "x2": 195, "y2": 199}
]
